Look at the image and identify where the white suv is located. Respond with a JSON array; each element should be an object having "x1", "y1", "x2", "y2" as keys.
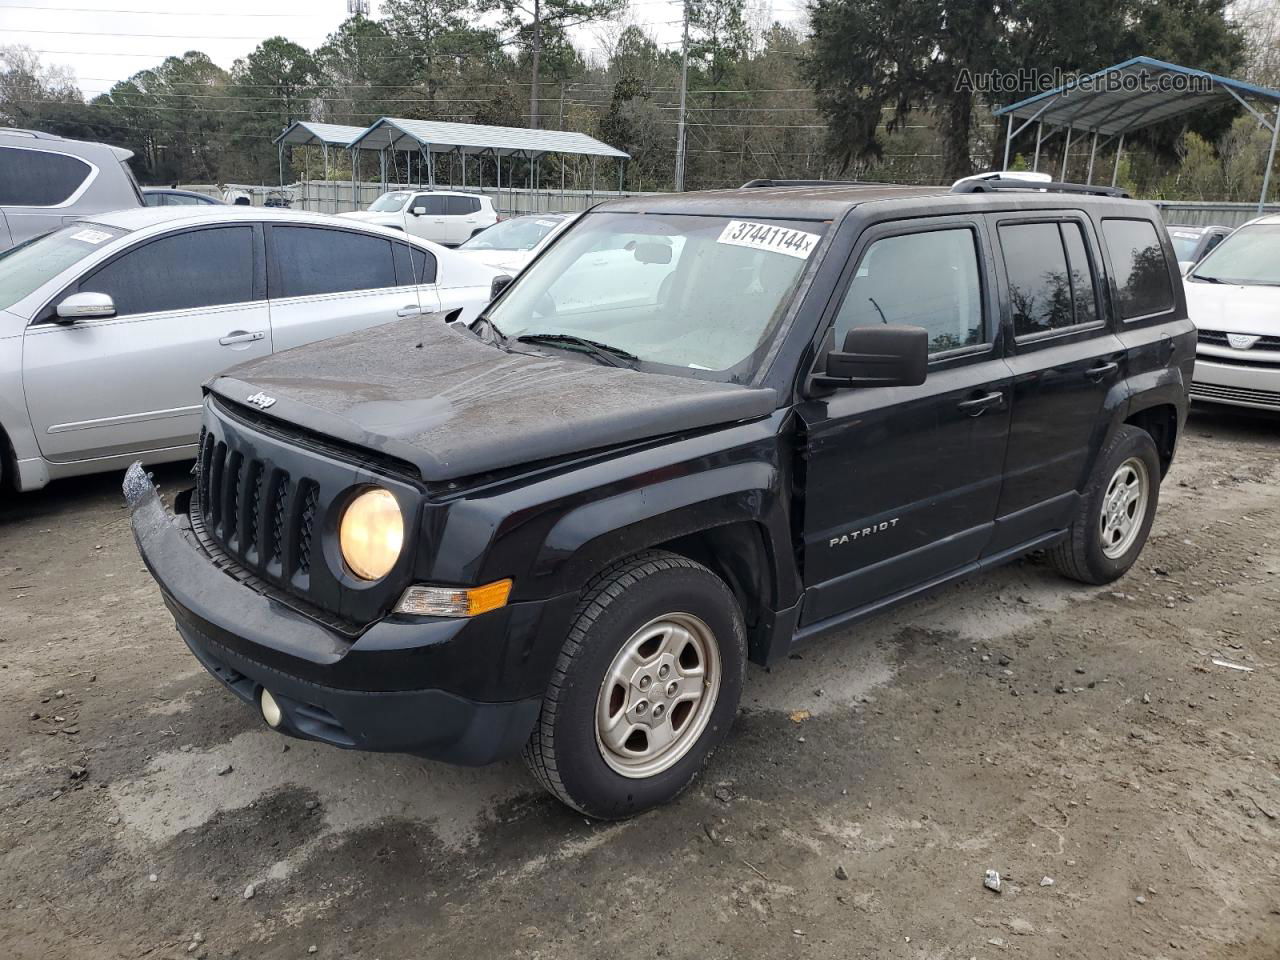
[{"x1": 340, "y1": 190, "x2": 498, "y2": 246}]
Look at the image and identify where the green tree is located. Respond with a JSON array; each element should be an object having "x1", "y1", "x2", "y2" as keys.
[
  {"x1": 226, "y1": 37, "x2": 318, "y2": 182},
  {"x1": 0, "y1": 45, "x2": 88, "y2": 136}
]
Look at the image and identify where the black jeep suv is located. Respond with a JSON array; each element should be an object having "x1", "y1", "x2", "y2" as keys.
[{"x1": 127, "y1": 179, "x2": 1194, "y2": 818}]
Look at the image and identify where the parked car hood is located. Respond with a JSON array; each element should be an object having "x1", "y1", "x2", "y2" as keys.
[
  {"x1": 454, "y1": 249, "x2": 533, "y2": 276},
  {"x1": 1183, "y1": 279, "x2": 1280, "y2": 334},
  {"x1": 208, "y1": 318, "x2": 777, "y2": 483}
]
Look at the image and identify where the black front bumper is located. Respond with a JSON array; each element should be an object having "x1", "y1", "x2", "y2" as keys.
[{"x1": 125, "y1": 463, "x2": 571, "y2": 765}]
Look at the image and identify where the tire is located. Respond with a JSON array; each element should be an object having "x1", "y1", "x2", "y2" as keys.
[
  {"x1": 1048, "y1": 425, "x2": 1161, "y2": 584},
  {"x1": 523, "y1": 550, "x2": 747, "y2": 819}
]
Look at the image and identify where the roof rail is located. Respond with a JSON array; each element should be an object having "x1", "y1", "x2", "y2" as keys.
[
  {"x1": 740, "y1": 178, "x2": 887, "y2": 189},
  {"x1": 951, "y1": 178, "x2": 1130, "y2": 199}
]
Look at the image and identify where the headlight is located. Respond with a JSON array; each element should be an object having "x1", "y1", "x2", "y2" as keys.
[{"x1": 339, "y1": 488, "x2": 403, "y2": 580}]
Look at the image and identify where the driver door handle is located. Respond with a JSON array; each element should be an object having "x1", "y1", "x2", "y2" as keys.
[
  {"x1": 218, "y1": 330, "x2": 265, "y2": 346},
  {"x1": 957, "y1": 391, "x2": 1004, "y2": 416},
  {"x1": 397, "y1": 304, "x2": 423, "y2": 318},
  {"x1": 1086, "y1": 361, "x2": 1119, "y2": 381}
]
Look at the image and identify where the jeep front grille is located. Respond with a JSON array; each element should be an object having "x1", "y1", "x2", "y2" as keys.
[{"x1": 195, "y1": 437, "x2": 319, "y2": 587}]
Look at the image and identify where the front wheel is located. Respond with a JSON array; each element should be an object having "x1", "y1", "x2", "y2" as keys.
[
  {"x1": 1048, "y1": 425, "x2": 1162, "y2": 584},
  {"x1": 523, "y1": 551, "x2": 746, "y2": 819}
]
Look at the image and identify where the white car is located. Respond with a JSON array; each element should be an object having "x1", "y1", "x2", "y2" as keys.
[
  {"x1": 454, "y1": 212, "x2": 577, "y2": 275},
  {"x1": 339, "y1": 190, "x2": 498, "y2": 246},
  {"x1": 1184, "y1": 214, "x2": 1280, "y2": 411},
  {"x1": 0, "y1": 206, "x2": 500, "y2": 492}
]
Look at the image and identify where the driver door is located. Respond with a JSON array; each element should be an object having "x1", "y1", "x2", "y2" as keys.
[{"x1": 798, "y1": 218, "x2": 1013, "y2": 625}]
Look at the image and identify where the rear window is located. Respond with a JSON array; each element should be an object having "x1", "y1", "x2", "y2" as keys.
[
  {"x1": 270, "y1": 226, "x2": 398, "y2": 298},
  {"x1": 445, "y1": 196, "x2": 481, "y2": 215},
  {"x1": 1103, "y1": 219, "x2": 1174, "y2": 319},
  {"x1": 0, "y1": 146, "x2": 93, "y2": 207}
]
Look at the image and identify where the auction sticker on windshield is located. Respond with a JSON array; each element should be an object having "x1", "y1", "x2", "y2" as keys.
[
  {"x1": 71, "y1": 229, "x2": 114, "y2": 245},
  {"x1": 717, "y1": 220, "x2": 820, "y2": 259}
]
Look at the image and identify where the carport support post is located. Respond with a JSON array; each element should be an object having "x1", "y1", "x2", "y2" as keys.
[
  {"x1": 1259, "y1": 102, "x2": 1280, "y2": 214},
  {"x1": 278, "y1": 142, "x2": 284, "y2": 187},
  {"x1": 1060, "y1": 125, "x2": 1073, "y2": 181},
  {"x1": 1032, "y1": 122, "x2": 1043, "y2": 172},
  {"x1": 1002, "y1": 114, "x2": 1013, "y2": 170},
  {"x1": 1086, "y1": 131, "x2": 1099, "y2": 185},
  {"x1": 618, "y1": 159, "x2": 625, "y2": 194},
  {"x1": 1111, "y1": 134, "x2": 1125, "y2": 188},
  {"x1": 350, "y1": 149, "x2": 358, "y2": 211},
  {"x1": 590, "y1": 157, "x2": 597, "y2": 204}
]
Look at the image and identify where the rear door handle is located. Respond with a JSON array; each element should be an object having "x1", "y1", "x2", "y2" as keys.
[
  {"x1": 397, "y1": 304, "x2": 423, "y2": 318},
  {"x1": 1086, "y1": 361, "x2": 1119, "y2": 381},
  {"x1": 218, "y1": 330, "x2": 265, "y2": 346},
  {"x1": 957, "y1": 391, "x2": 1004, "y2": 416}
]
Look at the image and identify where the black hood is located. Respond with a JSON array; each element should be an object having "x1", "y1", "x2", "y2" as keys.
[{"x1": 208, "y1": 319, "x2": 777, "y2": 483}]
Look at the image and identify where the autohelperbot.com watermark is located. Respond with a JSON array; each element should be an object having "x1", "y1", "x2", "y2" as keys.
[{"x1": 955, "y1": 67, "x2": 1214, "y2": 97}]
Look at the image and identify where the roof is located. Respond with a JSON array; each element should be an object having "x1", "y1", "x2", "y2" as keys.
[
  {"x1": 994, "y1": 56, "x2": 1280, "y2": 137},
  {"x1": 349, "y1": 117, "x2": 629, "y2": 159},
  {"x1": 273, "y1": 121, "x2": 368, "y2": 148},
  {"x1": 0, "y1": 127, "x2": 133, "y2": 162},
  {"x1": 86, "y1": 205, "x2": 393, "y2": 232},
  {"x1": 598, "y1": 183, "x2": 951, "y2": 220}
]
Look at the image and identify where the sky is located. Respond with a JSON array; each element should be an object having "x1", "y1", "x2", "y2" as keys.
[{"x1": 0, "y1": 0, "x2": 809, "y2": 100}]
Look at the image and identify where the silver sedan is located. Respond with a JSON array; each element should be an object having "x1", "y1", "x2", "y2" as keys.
[{"x1": 0, "y1": 206, "x2": 501, "y2": 492}]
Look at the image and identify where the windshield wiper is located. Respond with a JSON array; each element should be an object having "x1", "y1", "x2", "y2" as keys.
[
  {"x1": 515, "y1": 333, "x2": 639, "y2": 368},
  {"x1": 1190, "y1": 274, "x2": 1225, "y2": 284}
]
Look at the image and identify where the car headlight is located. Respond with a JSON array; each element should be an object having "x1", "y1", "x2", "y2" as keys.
[{"x1": 339, "y1": 488, "x2": 403, "y2": 580}]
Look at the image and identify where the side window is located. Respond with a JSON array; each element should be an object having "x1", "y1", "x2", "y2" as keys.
[
  {"x1": 834, "y1": 228, "x2": 985, "y2": 354},
  {"x1": 445, "y1": 196, "x2": 480, "y2": 215},
  {"x1": 1203, "y1": 232, "x2": 1226, "y2": 256},
  {"x1": 79, "y1": 227, "x2": 254, "y2": 316},
  {"x1": 1102, "y1": 218, "x2": 1175, "y2": 319},
  {"x1": 270, "y1": 226, "x2": 397, "y2": 298},
  {"x1": 414, "y1": 195, "x2": 447, "y2": 216},
  {"x1": 392, "y1": 242, "x2": 438, "y2": 285},
  {"x1": 999, "y1": 221, "x2": 1099, "y2": 337},
  {"x1": 1060, "y1": 222, "x2": 1100, "y2": 326},
  {"x1": 0, "y1": 147, "x2": 92, "y2": 206}
]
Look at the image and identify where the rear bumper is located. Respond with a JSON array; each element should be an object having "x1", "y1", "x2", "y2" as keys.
[
  {"x1": 1192, "y1": 356, "x2": 1280, "y2": 410},
  {"x1": 124, "y1": 463, "x2": 570, "y2": 764}
]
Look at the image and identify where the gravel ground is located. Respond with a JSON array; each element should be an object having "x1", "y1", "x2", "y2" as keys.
[{"x1": 1, "y1": 407, "x2": 1278, "y2": 960}]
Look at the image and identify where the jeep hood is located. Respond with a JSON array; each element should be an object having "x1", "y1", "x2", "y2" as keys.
[{"x1": 209, "y1": 319, "x2": 777, "y2": 483}]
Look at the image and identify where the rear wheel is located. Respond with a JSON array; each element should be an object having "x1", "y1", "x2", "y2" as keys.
[
  {"x1": 523, "y1": 550, "x2": 746, "y2": 819},
  {"x1": 1048, "y1": 425, "x2": 1161, "y2": 584}
]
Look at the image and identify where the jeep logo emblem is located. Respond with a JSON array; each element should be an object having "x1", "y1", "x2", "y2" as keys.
[{"x1": 246, "y1": 392, "x2": 277, "y2": 409}]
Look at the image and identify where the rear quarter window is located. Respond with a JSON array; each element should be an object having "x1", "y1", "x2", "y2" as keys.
[
  {"x1": 1102, "y1": 218, "x2": 1174, "y2": 319},
  {"x1": 0, "y1": 146, "x2": 93, "y2": 207}
]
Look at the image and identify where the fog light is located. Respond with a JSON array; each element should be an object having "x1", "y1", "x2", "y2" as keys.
[
  {"x1": 260, "y1": 688, "x2": 283, "y2": 728},
  {"x1": 394, "y1": 579, "x2": 513, "y2": 617}
]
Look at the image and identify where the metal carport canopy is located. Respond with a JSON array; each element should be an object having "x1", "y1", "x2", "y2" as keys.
[
  {"x1": 995, "y1": 57, "x2": 1280, "y2": 210},
  {"x1": 272, "y1": 121, "x2": 368, "y2": 148},
  {"x1": 349, "y1": 117, "x2": 630, "y2": 160}
]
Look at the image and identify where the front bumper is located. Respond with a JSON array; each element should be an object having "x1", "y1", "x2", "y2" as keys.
[
  {"x1": 1192, "y1": 355, "x2": 1280, "y2": 410},
  {"x1": 124, "y1": 463, "x2": 573, "y2": 765}
]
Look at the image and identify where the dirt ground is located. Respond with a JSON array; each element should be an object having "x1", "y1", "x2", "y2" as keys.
[{"x1": 1, "y1": 407, "x2": 1278, "y2": 960}]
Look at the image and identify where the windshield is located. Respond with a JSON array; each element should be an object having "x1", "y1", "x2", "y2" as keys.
[
  {"x1": 485, "y1": 212, "x2": 824, "y2": 381},
  {"x1": 368, "y1": 191, "x2": 411, "y2": 213},
  {"x1": 460, "y1": 215, "x2": 566, "y2": 252},
  {"x1": 1168, "y1": 230, "x2": 1201, "y2": 262},
  {"x1": 1191, "y1": 223, "x2": 1280, "y2": 285},
  {"x1": 0, "y1": 223, "x2": 127, "y2": 312}
]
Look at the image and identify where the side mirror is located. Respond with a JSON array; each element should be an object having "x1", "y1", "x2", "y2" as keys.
[
  {"x1": 56, "y1": 291, "x2": 116, "y2": 322},
  {"x1": 812, "y1": 325, "x2": 928, "y2": 391},
  {"x1": 490, "y1": 274, "x2": 514, "y2": 300},
  {"x1": 410, "y1": 205, "x2": 427, "y2": 217}
]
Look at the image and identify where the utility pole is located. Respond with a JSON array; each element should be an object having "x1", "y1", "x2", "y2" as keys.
[
  {"x1": 674, "y1": 0, "x2": 690, "y2": 191},
  {"x1": 529, "y1": 0, "x2": 542, "y2": 129}
]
